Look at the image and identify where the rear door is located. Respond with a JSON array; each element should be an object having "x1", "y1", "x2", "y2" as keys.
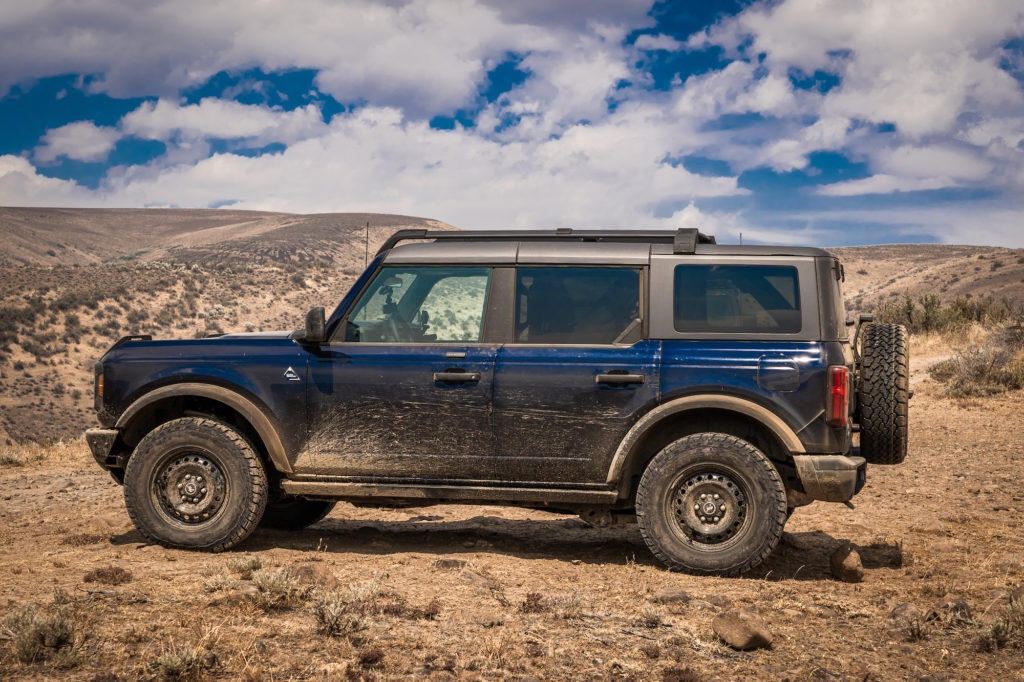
[{"x1": 492, "y1": 265, "x2": 660, "y2": 485}]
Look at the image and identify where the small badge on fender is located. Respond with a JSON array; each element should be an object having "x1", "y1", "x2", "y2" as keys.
[{"x1": 284, "y1": 367, "x2": 301, "y2": 382}]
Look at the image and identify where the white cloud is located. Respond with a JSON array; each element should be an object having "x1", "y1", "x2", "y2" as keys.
[
  {"x1": 120, "y1": 98, "x2": 326, "y2": 144},
  {"x1": 34, "y1": 121, "x2": 120, "y2": 163},
  {"x1": 90, "y1": 106, "x2": 743, "y2": 229},
  {"x1": 877, "y1": 145, "x2": 992, "y2": 182},
  {"x1": 0, "y1": 155, "x2": 96, "y2": 205},
  {"x1": 0, "y1": 0, "x2": 651, "y2": 119},
  {"x1": 816, "y1": 174, "x2": 950, "y2": 196},
  {"x1": 634, "y1": 34, "x2": 683, "y2": 51},
  {"x1": 689, "y1": 0, "x2": 1024, "y2": 195}
]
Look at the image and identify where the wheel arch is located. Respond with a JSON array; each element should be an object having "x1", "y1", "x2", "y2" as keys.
[
  {"x1": 115, "y1": 383, "x2": 292, "y2": 475},
  {"x1": 606, "y1": 395, "x2": 805, "y2": 500}
]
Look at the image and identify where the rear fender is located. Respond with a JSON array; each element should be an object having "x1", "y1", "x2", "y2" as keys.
[{"x1": 606, "y1": 394, "x2": 805, "y2": 492}]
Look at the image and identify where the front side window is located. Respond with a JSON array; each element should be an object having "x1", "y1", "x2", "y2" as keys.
[
  {"x1": 344, "y1": 266, "x2": 491, "y2": 343},
  {"x1": 674, "y1": 264, "x2": 801, "y2": 333},
  {"x1": 515, "y1": 266, "x2": 641, "y2": 344}
]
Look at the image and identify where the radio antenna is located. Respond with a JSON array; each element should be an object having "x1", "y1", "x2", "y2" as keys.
[{"x1": 364, "y1": 221, "x2": 369, "y2": 266}]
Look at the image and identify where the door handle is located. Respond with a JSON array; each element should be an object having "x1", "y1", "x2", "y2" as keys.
[
  {"x1": 433, "y1": 370, "x2": 482, "y2": 383},
  {"x1": 595, "y1": 373, "x2": 646, "y2": 386}
]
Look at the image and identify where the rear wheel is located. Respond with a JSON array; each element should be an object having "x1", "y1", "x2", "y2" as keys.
[
  {"x1": 260, "y1": 497, "x2": 336, "y2": 530},
  {"x1": 124, "y1": 417, "x2": 268, "y2": 551},
  {"x1": 858, "y1": 323, "x2": 909, "y2": 465},
  {"x1": 636, "y1": 433, "x2": 788, "y2": 576}
]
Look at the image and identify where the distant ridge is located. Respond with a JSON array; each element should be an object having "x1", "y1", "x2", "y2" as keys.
[{"x1": 0, "y1": 207, "x2": 455, "y2": 266}]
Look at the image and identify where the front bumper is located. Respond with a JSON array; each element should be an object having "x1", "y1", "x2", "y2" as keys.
[
  {"x1": 85, "y1": 428, "x2": 124, "y2": 471},
  {"x1": 792, "y1": 454, "x2": 866, "y2": 503}
]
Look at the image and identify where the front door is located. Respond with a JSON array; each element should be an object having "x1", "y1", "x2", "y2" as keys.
[{"x1": 300, "y1": 265, "x2": 498, "y2": 482}]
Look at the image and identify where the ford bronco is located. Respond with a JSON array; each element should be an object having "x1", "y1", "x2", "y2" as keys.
[{"x1": 85, "y1": 228, "x2": 909, "y2": 575}]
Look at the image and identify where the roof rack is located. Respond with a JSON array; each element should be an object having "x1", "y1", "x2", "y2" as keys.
[{"x1": 375, "y1": 227, "x2": 716, "y2": 256}]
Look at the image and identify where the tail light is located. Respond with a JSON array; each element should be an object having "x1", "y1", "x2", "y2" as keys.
[{"x1": 826, "y1": 366, "x2": 850, "y2": 427}]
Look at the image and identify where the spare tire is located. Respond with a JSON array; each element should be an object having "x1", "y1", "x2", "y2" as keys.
[{"x1": 858, "y1": 323, "x2": 909, "y2": 464}]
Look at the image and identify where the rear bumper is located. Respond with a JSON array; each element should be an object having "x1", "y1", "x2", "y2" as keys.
[
  {"x1": 85, "y1": 428, "x2": 124, "y2": 471},
  {"x1": 792, "y1": 454, "x2": 866, "y2": 503}
]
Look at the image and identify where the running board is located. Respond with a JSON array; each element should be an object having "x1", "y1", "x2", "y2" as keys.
[{"x1": 281, "y1": 480, "x2": 618, "y2": 505}]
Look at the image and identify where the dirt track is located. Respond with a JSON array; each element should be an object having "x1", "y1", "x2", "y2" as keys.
[{"x1": 1, "y1": 360, "x2": 1023, "y2": 680}]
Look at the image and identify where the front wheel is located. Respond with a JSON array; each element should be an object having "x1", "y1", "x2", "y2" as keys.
[
  {"x1": 635, "y1": 433, "x2": 788, "y2": 576},
  {"x1": 123, "y1": 417, "x2": 268, "y2": 551}
]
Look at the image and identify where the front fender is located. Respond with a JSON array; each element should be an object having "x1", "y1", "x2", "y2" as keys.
[{"x1": 115, "y1": 382, "x2": 292, "y2": 474}]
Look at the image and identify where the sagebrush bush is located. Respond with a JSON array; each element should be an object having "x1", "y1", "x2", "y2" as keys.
[
  {"x1": 250, "y1": 567, "x2": 309, "y2": 610},
  {"x1": 871, "y1": 293, "x2": 1020, "y2": 334},
  {"x1": 930, "y1": 325, "x2": 1024, "y2": 397},
  {"x1": 979, "y1": 594, "x2": 1024, "y2": 651},
  {"x1": 2, "y1": 603, "x2": 76, "y2": 663}
]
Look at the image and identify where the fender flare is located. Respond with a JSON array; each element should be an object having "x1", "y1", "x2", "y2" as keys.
[
  {"x1": 606, "y1": 394, "x2": 805, "y2": 487},
  {"x1": 115, "y1": 382, "x2": 292, "y2": 474}
]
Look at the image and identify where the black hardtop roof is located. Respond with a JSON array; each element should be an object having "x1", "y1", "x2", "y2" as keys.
[{"x1": 377, "y1": 228, "x2": 834, "y2": 259}]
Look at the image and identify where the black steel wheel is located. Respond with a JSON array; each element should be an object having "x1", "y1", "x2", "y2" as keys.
[
  {"x1": 124, "y1": 417, "x2": 268, "y2": 551},
  {"x1": 636, "y1": 433, "x2": 788, "y2": 576}
]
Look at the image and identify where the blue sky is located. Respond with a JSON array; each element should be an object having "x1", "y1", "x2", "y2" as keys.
[{"x1": 1, "y1": 0, "x2": 1023, "y2": 246}]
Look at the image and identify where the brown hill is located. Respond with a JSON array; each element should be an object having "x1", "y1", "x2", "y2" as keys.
[
  {"x1": 833, "y1": 243, "x2": 1024, "y2": 312},
  {"x1": 0, "y1": 207, "x2": 454, "y2": 266}
]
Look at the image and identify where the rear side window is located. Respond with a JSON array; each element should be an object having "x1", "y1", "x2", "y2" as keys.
[
  {"x1": 674, "y1": 264, "x2": 801, "y2": 334},
  {"x1": 516, "y1": 266, "x2": 641, "y2": 344}
]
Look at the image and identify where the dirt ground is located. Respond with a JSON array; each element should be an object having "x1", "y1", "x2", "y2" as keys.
[{"x1": 1, "y1": 353, "x2": 1023, "y2": 681}]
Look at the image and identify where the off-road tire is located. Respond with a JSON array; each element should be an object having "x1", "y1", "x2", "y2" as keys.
[
  {"x1": 636, "y1": 433, "x2": 788, "y2": 576},
  {"x1": 858, "y1": 323, "x2": 909, "y2": 465},
  {"x1": 124, "y1": 417, "x2": 268, "y2": 551},
  {"x1": 260, "y1": 497, "x2": 336, "y2": 530}
]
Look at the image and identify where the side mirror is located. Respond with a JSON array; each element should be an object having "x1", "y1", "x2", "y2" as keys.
[{"x1": 294, "y1": 306, "x2": 326, "y2": 344}]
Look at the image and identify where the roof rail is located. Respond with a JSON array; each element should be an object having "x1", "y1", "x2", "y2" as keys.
[{"x1": 375, "y1": 227, "x2": 716, "y2": 256}]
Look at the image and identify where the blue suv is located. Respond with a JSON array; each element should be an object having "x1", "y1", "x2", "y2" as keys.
[{"x1": 86, "y1": 229, "x2": 909, "y2": 576}]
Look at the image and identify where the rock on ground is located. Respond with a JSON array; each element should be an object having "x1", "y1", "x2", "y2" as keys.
[
  {"x1": 712, "y1": 608, "x2": 773, "y2": 650},
  {"x1": 830, "y1": 542, "x2": 865, "y2": 583}
]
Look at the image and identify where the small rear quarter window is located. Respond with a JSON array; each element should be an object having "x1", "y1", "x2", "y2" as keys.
[{"x1": 674, "y1": 264, "x2": 801, "y2": 334}]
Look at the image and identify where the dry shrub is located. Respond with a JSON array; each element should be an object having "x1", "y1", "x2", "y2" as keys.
[
  {"x1": 357, "y1": 647, "x2": 385, "y2": 668},
  {"x1": 83, "y1": 566, "x2": 133, "y2": 585},
  {"x1": 311, "y1": 590, "x2": 367, "y2": 638},
  {"x1": 0, "y1": 450, "x2": 25, "y2": 467},
  {"x1": 662, "y1": 666, "x2": 703, "y2": 682},
  {"x1": 930, "y1": 324, "x2": 1024, "y2": 397},
  {"x1": 152, "y1": 642, "x2": 212, "y2": 681},
  {"x1": 311, "y1": 581, "x2": 439, "y2": 638},
  {"x1": 519, "y1": 592, "x2": 548, "y2": 614},
  {"x1": 63, "y1": 533, "x2": 106, "y2": 547},
  {"x1": 979, "y1": 594, "x2": 1024, "y2": 651},
  {"x1": 2, "y1": 602, "x2": 76, "y2": 664},
  {"x1": 641, "y1": 605, "x2": 663, "y2": 628},
  {"x1": 250, "y1": 567, "x2": 309, "y2": 611},
  {"x1": 226, "y1": 554, "x2": 264, "y2": 580}
]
